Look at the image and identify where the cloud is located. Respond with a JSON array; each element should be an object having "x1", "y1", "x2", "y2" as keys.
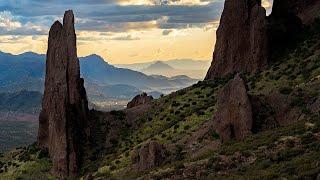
[
  {"x1": 162, "y1": 29, "x2": 173, "y2": 35},
  {"x1": 0, "y1": 11, "x2": 47, "y2": 35},
  {"x1": 77, "y1": 31, "x2": 140, "y2": 42},
  {"x1": 0, "y1": 0, "x2": 224, "y2": 35},
  {"x1": 111, "y1": 34, "x2": 140, "y2": 40}
]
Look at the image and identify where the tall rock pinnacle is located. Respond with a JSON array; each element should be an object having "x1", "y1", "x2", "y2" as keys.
[
  {"x1": 37, "y1": 10, "x2": 89, "y2": 177},
  {"x1": 205, "y1": 0, "x2": 268, "y2": 79}
]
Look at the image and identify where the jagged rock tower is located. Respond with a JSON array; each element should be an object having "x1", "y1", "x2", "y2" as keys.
[
  {"x1": 37, "y1": 10, "x2": 89, "y2": 177},
  {"x1": 205, "y1": 0, "x2": 268, "y2": 79}
]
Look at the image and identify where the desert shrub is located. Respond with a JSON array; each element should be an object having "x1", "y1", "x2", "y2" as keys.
[
  {"x1": 174, "y1": 145, "x2": 185, "y2": 161},
  {"x1": 174, "y1": 162, "x2": 185, "y2": 170},
  {"x1": 269, "y1": 74, "x2": 281, "y2": 80},
  {"x1": 110, "y1": 111, "x2": 126, "y2": 120},
  {"x1": 279, "y1": 87, "x2": 293, "y2": 95},
  {"x1": 172, "y1": 101, "x2": 180, "y2": 107},
  {"x1": 276, "y1": 147, "x2": 304, "y2": 161},
  {"x1": 290, "y1": 97, "x2": 305, "y2": 107},
  {"x1": 196, "y1": 110, "x2": 205, "y2": 116},
  {"x1": 109, "y1": 165, "x2": 116, "y2": 171},
  {"x1": 301, "y1": 132, "x2": 316, "y2": 144},
  {"x1": 183, "y1": 125, "x2": 190, "y2": 130},
  {"x1": 183, "y1": 104, "x2": 190, "y2": 108}
]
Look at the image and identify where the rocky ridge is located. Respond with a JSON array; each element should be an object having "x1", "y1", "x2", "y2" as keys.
[{"x1": 127, "y1": 93, "x2": 154, "y2": 109}]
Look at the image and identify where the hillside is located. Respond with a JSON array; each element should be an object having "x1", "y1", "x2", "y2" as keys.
[
  {"x1": 0, "y1": 91, "x2": 42, "y2": 114},
  {"x1": 1, "y1": 14, "x2": 320, "y2": 179}
]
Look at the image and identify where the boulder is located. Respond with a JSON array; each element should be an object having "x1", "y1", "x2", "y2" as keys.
[
  {"x1": 127, "y1": 93, "x2": 153, "y2": 109},
  {"x1": 213, "y1": 74, "x2": 253, "y2": 141},
  {"x1": 205, "y1": 0, "x2": 268, "y2": 79},
  {"x1": 266, "y1": 91, "x2": 302, "y2": 125},
  {"x1": 37, "y1": 10, "x2": 89, "y2": 177},
  {"x1": 131, "y1": 141, "x2": 165, "y2": 171}
]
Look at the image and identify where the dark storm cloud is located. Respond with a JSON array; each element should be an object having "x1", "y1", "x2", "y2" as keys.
[{"x1": 0, "y1": 0, "x2": 224, "y2": 35}]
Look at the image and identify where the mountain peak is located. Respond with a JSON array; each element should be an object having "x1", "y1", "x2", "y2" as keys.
[{"x1": 143, "y1": 61, "x2": 174, "y2": 71}]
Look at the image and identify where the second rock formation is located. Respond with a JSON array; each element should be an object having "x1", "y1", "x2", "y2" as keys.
[{"x1": 212, "y1": 74, "x2": 253, "y2": 141}]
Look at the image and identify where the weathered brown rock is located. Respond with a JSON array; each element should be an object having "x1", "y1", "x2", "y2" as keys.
[
  {"x1": 127, "y1": 92, "x2": 153, "y2": 109},
  {"x1": 131, "y1": 141, "x2": 165, "y2": 171},
  {"x1": 37, "y1": 10, "x2": 89, "y2": 177},
  {"x1": 212, "y1": 74, "x2": 253, "y2": 141},
  {"x1": 205, "y1": 0, "x2": 268, "y2": 79}
]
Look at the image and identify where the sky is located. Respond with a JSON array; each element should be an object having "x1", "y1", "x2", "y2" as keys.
[{"x1": 0, "y1": 0, "x2": 273, "y2": 64}]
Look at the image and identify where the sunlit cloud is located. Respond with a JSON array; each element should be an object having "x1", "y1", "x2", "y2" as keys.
[{"x1": 0, "y1": 11, "x2": 47, "y2": 35}]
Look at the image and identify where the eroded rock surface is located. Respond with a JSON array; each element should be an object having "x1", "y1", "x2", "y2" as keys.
[
  {"x1": 131, "y1": 141, "x2": 165, "y2": 171},
  {"x1": 213, "y1": 74, "x2": 253, "y2": 141},
  {"x1": 37, "y1": 10, "x2": 89, "y2": 177},
  {"x1": 205, "y1": 0, "x2": 268, "y2": 79},
  {"x1": 127, "y1": 92, "x2": 153, "y2": 109}
]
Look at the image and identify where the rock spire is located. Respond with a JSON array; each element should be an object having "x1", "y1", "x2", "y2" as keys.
[
  {"x1": 205, "y1": 0, "x2": 268, "y2": 79},
  {"x1": 37, "y1": 10, "x2": 89, "y2": 177}
]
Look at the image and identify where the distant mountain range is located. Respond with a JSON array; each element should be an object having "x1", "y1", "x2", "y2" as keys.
[
  {"x1": 0, "y1": 51, "x2": 198, "y2": 102},
  {"x1": 115, "y1": 59, "x2": 211, "y2": 79},
  {"x1": 0, "y1": 90, "x2": 42, "y2": 114}
]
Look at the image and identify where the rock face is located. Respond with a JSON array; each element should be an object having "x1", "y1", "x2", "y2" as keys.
[
  {"x1": 37, "y1": 10, "x2": 89, "y2": 177},
  {"x1": 212, "y1": 74, "x2": 253, "y2": 142},
  {"x1": 268, "y1": 0, "x2": 320, "y2": 58},
  {"x1": 127, "y1": 93, "x2": 153, "y2": 109},
  {"x1": 271, "y1": 0, "x2": 320, "y2": 25},
  {"x1": 131, "y1": 141, "x2": 165, "y2": 171},
  {"x1": 205, "y1": 0, "x2": 268, "y2": 79}
]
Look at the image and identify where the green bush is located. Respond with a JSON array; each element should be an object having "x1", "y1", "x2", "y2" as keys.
[
  {"x1": 276, "y1": 147, "x2": 304, "y2": 161},
  {"x1": 279, "y1": 87, "x2": 293, "y2": 95}
]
